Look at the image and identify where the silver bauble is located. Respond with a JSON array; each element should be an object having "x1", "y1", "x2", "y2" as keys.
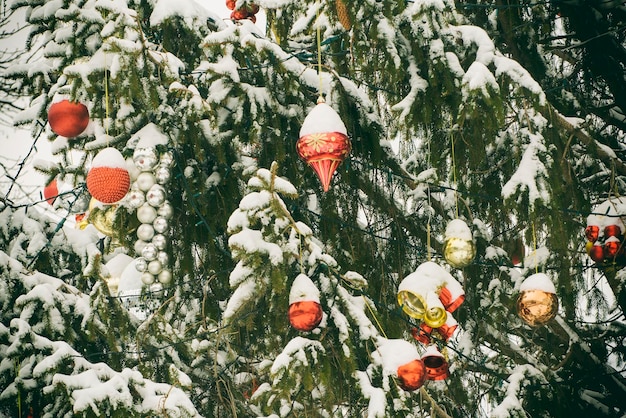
[
  {"x1": 134, "y1": 239, "x2": 148, "y2": 255},
  {"x1": 158, "y1": 269, "x2": 173, "y2": 284},
  {"x1": 141, "y1": 272, "x2": 155, "y2": 285},
  {"x1": 153, "y1": 216, "x2": 169, "y2": 234},
  {"x1": 152, "y1": 234, "x2": 168, "y2": 250},
  {"x1": 160, "y1": 151, "x2": 174, "y2": 167},
  {"x1": 135, "y1": 257, "x2": 148, "y2": 273},
  {"x1": 137, "y1": 203, "x2": 158, "y2": 224},
  {"x1": 71, "y1": 193, "x2": 91, "y2": 214},
  {"x1": 146, "y1": 184, "x2": 166, "y2": 207},
  {"x1": 133, "y1": 147, "x2": 159, "y2": 171},
  {"x1": 157, "y1": 251, "x2": 169, "y2": 265},
  {"x1": 157, "y1": 201, "x2": 174, "y2": 219},
  {"x1": 148, "y1": 260, "x2": 163, "y2": 275},
  {"x1": 137, "y1": 224, "x2": 155, "y2": 241},
  {"x1": 136, "y1": 172, "x2": 156, "y2": 192},
  {"x1": 127, "y1": 190, "x2": 146, "y2": 208},
  {"x1": 155, "y1": 166, "x2": 171, "y2": 184},
  {"x1": 141, "y1": 243, "x2": 158, "y2": 261}
]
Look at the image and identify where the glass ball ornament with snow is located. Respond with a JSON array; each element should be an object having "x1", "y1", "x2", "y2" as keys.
[
  {"x1": 443, "y1": 219, "x2": 475, "y2": 268},
  {"x1": 288, "y1": 274, "x2": 323, "y2": 332},
  {"x1": 516, "y1": 273, "x2": 558, "y2": 326},
  {"x1": 153, "y1": 216, "x2": 169, "y2": 234},
  {"x1": 133, "y1": 147, "x2": 159, "y2": 171},
  {"x1": 397, "y1": 359, "x2": 427, "y2": 391},
  {"x1": 141, "y1": 243, "x2": 158, "y2": 261},
  {"x1": 155, "y1": 166, "x2": 171, "y2": 184},
  {"x1": 152, "y1": 234, "x2": 168, "y2": 250},
  {"x1": 146, "y1": 184, "x2": 166, "y2": 207}
]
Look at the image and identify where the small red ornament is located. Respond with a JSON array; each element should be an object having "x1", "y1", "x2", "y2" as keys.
[
  {"x1": 603, "y1": 237, "x2": 621, "y2": 258},
  {"x1": 604, "y1": 224, "x2": 622, "y2": 239},
  {"x1": 48, "y1": 100, "x2": 89, "y2": 137},
  {"x1": 411, "y1": 324, "x2": 433, "y2": 345},
  {"x1": 438, "y1": 285, "x2": 465, "y2": 313},
  {"x1": 437, "y1": 314, "x2": 458, "y2": 342},
  {"x1": 297, "y1": 100, "x2": 351, "y2": 192},
  {"x1": 86, "y1": 147, "x2": 131, "y2": 204},
  {"x1": 226, "y1": 0, "x2": 236, "y2": 9},
  {"x1": 43, "y1": 178, "x2": 58, "y2": 205},
  {"x1": 585, "y1": 225, "x2": 599, "y2": 242},
  {"x1": 421, "y1": 346, "x2": 449, "y2": 381},
  {"x1": 397, "y1": 359, "x2": 426, "y2": 391},
  {"x1": 288, "y1": 301, "x2": 323, "y2": 332},
  {"x1": 589, "y1": 243, "x2": 604, "y2": 262}
]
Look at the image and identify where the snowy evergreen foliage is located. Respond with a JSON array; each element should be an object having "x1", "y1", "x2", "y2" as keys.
[{"x1": 1, "y1": 0, "x2": 625, "y2": 417}]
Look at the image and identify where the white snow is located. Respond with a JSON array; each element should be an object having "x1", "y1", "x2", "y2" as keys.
[
  {"x1": 519, "y1": 273, "x2": 556, "y2": 294},
  {"x1": 371, "y1": 339, "x2": 419, "y2": 376},
  {"x1": 127, "y1": 123, "x2": 170, "y2": 149},
  {"x1": 398, "y1": 261, "x2": 456, "y2": 298},
  {"x1": 90, "y1": 147, "x2": 127, "y2": 169},
  {"x1": 444, "y1": 218, "x2": 473, "y2": 240},
  {"x1": 299, "y1": 101, "x2": 348, "y2": 137},
  {"x1": 289, "y1": 273, "x2": 321, "y2": 304}
]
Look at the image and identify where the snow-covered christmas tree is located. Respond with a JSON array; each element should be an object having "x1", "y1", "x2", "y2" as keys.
[{"x1": 1, "y1": 0, "x2": 625, "y2": 416}]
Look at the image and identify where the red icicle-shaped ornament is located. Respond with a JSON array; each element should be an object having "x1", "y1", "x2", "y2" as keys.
[{"x1": 296, "y1": 99, "x2": 351, "y2": 192}]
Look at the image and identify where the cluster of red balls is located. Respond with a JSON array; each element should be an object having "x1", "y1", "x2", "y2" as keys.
[
  {"x1": 585, "y1": 223, "x2": 624, "y2": 263},
  {"x1": 226, "y1": 0, "x2": 259, "y2": 23}
]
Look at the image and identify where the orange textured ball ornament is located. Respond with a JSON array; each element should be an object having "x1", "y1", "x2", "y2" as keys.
[
  {"x1": 288, "y1": 301, "x2": 323, "y2": 332},
  {"x1": 48, "y1": 100, "x2": 89, "y2": 137},
  {"x1": 297, "y1": 100, "x2": 351, "y2": 192},
  {"x1": 86, "y1": 148, "x2": 130, "y2": 204},
  {"x1": 397, "y1": 359, "x2": 426, "y2": 391}
]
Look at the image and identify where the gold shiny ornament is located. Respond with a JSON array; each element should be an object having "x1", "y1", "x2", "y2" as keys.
[
  {"x1": 517, "y1": 289, "x2": 558, "y2": 326},
  {"x1": 423, "y1": 291, "x2": 447, "y2": 328},
  {"x1": 397, "y1": 290, "x2": 426, "y2": 320},
  {"x1": 443, "y1": 237, "x2": 475, "y2": 268},
  {"x1": 88, "y1": 198, "x2": 118, "y2": 236}
]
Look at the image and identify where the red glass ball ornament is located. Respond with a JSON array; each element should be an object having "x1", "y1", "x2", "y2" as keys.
[
  {"x1": 397, "y1": 359, "x2": 426, "y2": 391},
  {"x1": 411, "y1": 325, "x2": 433, "y2": 345},
  {"x1": 296, "y1": 132, "x2": 351, "y2": 192},
  {"x1": 589, "y1": 244, "x2": 604, "y2": 262},
  {"x1": 226, "y1": 0, "x2": 236, "y2": 9},
  {"x1": 585, "y1": 225, "x2": 599, "y2": 242},
  {"x1": 43, "y1": 179, "x2": 58, "y2": 205},
  {"x1": 288, "y1": 301, "x2": 323, "y2": 332},
  {"x1": 603, "y1": 239, "x2": 621, "y2": 258},
  {"x1": 604, "y1": 224, "x2": 622, "y2": 239},
  {"x1": 48, "y1": 100, "x2": 89, "y2": 137}
]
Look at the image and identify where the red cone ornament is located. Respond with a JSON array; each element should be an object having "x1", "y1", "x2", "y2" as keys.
[
  {"x1": 43, "y1": 179, "x2": 58, "y2": 205},
  {"x1": 86, "y1": 147, "x2": 131, "y2": 204},
  {"x1": 48, "y1": 100, "x2": 89, "y2": 137},
  {"x1": 297, "y1": 99, "x2": 351, "y2": 192},
  {"x1": 288, "y1": 274, "x2": 323, "y2": 332}
]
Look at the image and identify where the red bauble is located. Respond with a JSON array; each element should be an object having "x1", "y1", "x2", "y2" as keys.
[
  {"x1": 288, "y1": 301, "x2": 323, "y2": 332},
  {"x1": 604, "y1": 224, "x2": 622, "y2": 239},
  {"x1": 226, "y1": 0, "x2": 236, "y2": 9},
  {"x1": 43, "y1": 179, "x2": 58, "y2": 205},
  {"x1": 603, "y1": 239, "x2": 621, "y2": 258},
  {"x1": 296, "y1": 132, "x2": 351, "y2": 192},
  {"x1": 230, "y1": 9, "x2": 249, "y2": 20},
  {"x1": 438, "y1": 286, "x2": 465, "y2": 313},
  {"x1": 585, "y1": 225, "x2": 599, "y2": 242},
  {"x1": 437, "y1": 321, "x2": 458, "y2": 342},
  {"x1": 589, "y1": 244, "x2": 604, "y2": 262},
  {"x1": 86, "y1": 148, "x2": 131, "y2": 204},
  {"x1": 411, "y1": 325, "x2": 433, "y2": 345},
  {"x1": 397, "y1": 359, "x2": 426, "y2": 391},
  {"x1": 48, "y1": 100, "x2": 89, "y2": 137}
]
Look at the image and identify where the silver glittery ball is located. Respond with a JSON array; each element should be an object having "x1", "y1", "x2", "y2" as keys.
[
  {"x1": 153, "y1": 216, "x2": 169, "y2": 234},
  {"x1": 157, "y1": 251, "x2": 169, "y2": 265},
  {"x1": 134, "y1": 239, "x2": 148, "y2": 254},
  {"x1": 155, "y1": 166, "x2": 171, "y2": 184},
  {"x1": 141, "y1": 272, "x2": 155, "y2": 285},
  {"x1": 152, "y1": 234, "x2": 168, "y2": 250},
  {"x1": 157, "y1": 201, "x2": 173, "y2": 219},
  {"x1": 141, "y1": 243, "x2": 158, "y2": 261},
  {"x1": 146, "y1": 184, "x2": 166, "y2": 207},
  {"x1": 158, "y1": 269, "x2": 173, "y2": 284},
  {"x1": 127, "y1": 190, "x2": 146, "y2": 208},
  {"x1": 160, "y1": 151, "x2": 174, "y2": 167},
  {"x1": 134, "y1": 257, "x2": 148, "y2": 272},
  {"x1": 137, "y1": 224, "x2": 155, "y2": 241},
  {"x1": 71, "y1": 194, "x2": 91, "y2": 213},
  {"x1": 133, "y1": 147, "x2": 159, "y2": 171}
]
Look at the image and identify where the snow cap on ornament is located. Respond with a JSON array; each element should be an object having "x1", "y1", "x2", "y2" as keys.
[
  {"x1": 296, "y1": 98, "x2": 351, "y2": 192},
  {"x1": 86, "y1": 147, "x2": 131, "y2": 204},
  {"x1": 372, "y1": 339, "x2": 426, "y2": 391},
  {"x1": 443, "y1": 219, "x2": 475, "y2": 268},
  {"x1": 517, "y1": 273, "x2": 558, "y2": 327},
  {"x1": 48, "y1": 99, "x2": 90, "y2": 138},
  {"x1": 288, "y1": 274, "x2": 323, "y2": 332}
]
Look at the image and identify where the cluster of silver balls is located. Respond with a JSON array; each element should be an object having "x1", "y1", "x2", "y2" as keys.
[{"x1": 127, "y1": 147, "x2": 174, "y2": 285}]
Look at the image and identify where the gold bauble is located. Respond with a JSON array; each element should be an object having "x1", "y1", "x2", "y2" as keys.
[
  {"x1": 88, "y1": 198, "x2": 118, "y2": 236},
  {"x1": 443, "y1": 237, "x2": 476, "y2": 268},
  {"x1": 517, "y1": 289, "x2": 558, "y2": 326},
  {"x1": 424, "y1": 306, "x2": 447, "y2": 328}
]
